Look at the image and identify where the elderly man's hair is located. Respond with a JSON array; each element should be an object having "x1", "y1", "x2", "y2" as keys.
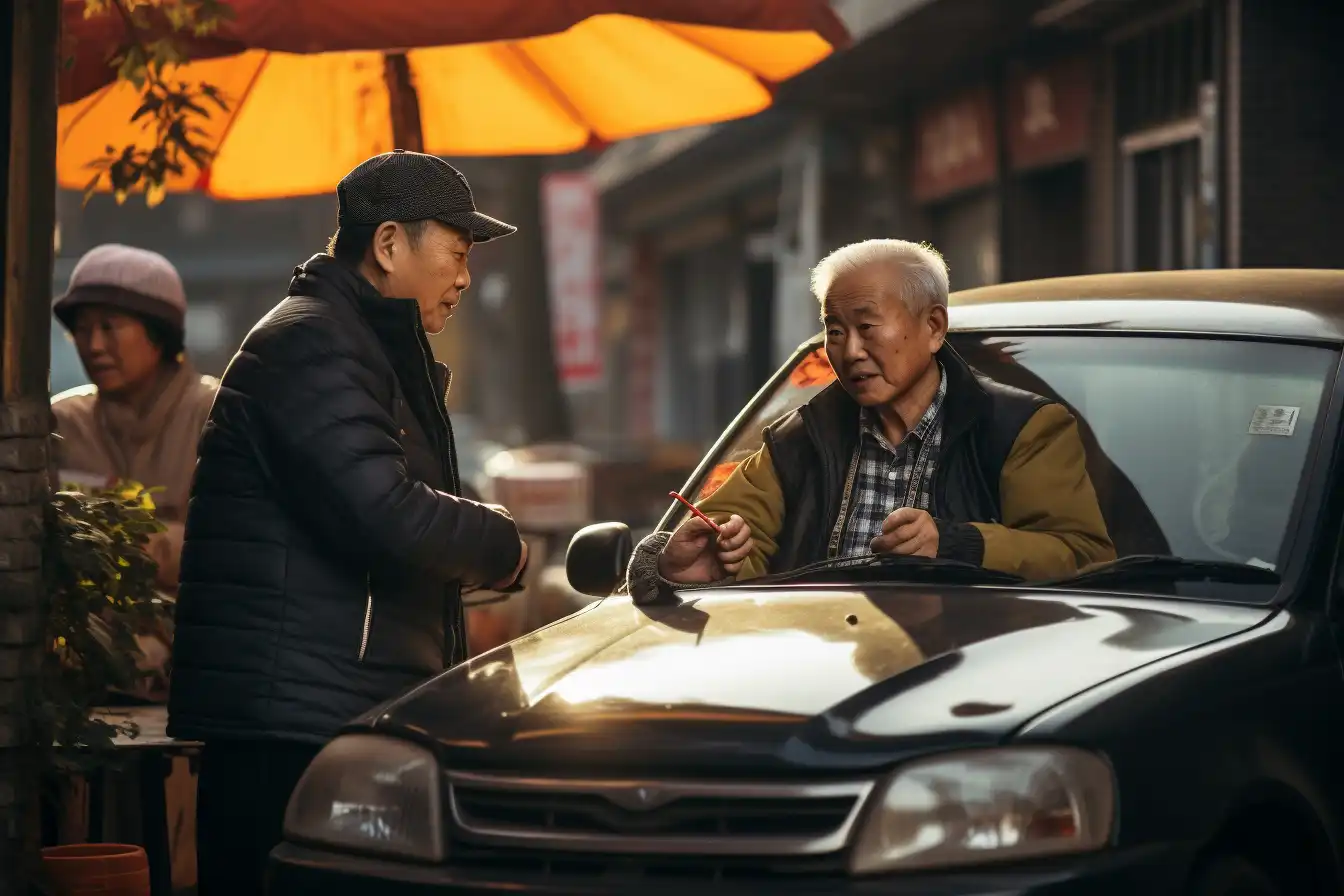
[
  {"x1": 326, "y1": 219, "x2": 432, "y2": 266},
  {"x1": 810, "y1": 239, "x2": 950, "y2": 314}
]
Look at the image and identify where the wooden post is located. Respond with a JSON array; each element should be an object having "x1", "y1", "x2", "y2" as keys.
[
  {"x1": 498, "y1": 155, "x2": 571, "y2": 442},
  {"x1": 0, "y1": 0, "x2": 59, "y2": 888},
  {"x1": 383, "y1": 52, "x2": 425, "y2": 153}
]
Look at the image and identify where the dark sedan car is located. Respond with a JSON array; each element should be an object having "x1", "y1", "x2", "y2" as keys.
[{"x1": 269, "y1": 270, "x2": 1344, "y2": 895}]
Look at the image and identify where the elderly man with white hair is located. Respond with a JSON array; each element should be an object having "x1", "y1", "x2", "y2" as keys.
[{"x1": 629, "y1": 238, "x2": 1114, "y2": 599}]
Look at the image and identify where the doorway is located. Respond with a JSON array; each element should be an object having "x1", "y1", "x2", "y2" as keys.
[
  {"x1": 1006, "y1": 161, "x2": 1089, "y2": 281},
  {"x1": 930, "y1": 189, "x2": 1001, "y2": 290}
]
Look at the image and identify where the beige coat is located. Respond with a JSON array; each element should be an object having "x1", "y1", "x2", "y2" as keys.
[{"x1": 51, "y1": 360, "x2": 219, "y2": 590}]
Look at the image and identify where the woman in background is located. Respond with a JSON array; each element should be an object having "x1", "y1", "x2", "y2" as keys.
[
  {"x1": 49, "y1": 243, "x2": 218, "y2": 889},
  {"x1": 51, "y1": 243, "x2": 219, "y2": 603}
]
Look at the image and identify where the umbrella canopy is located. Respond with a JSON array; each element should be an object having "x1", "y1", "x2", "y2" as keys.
[{"x1": 58, "y1": 0, "x2": 846, "y2": 200}]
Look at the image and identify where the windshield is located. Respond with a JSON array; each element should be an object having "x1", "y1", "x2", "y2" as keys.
[
  {"x1": 670, "y1": 333, "x2": 1338, "y2": 591},
  {"x1": 681, "y1": 346, "x2": 839, "y2": 502}
]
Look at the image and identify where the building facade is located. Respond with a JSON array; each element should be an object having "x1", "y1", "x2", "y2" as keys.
[{"x1": 584, "y1": 0, "x2": 1344, "y2": 504}]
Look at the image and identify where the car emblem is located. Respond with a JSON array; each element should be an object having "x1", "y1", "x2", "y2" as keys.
[{"x1": 607, "y1": 785, "x2": 670, "y2": 811}]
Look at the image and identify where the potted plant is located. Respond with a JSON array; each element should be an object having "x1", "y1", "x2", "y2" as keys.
[{"x1": 33, "y1": 482, "x2": 169, "y2": 896}]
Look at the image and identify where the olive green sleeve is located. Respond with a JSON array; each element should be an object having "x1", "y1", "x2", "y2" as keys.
[
  {"x1": 697, "y1": 443, "x2": 786, "y2": 581},
  {"x1": 967, "y1": 403, "x2": 1117, "y2": 579}
]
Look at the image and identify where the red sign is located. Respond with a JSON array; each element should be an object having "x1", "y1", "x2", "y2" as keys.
[
  {"x1": 1006, "y1": 56, "x2": 1093, "y2": 171},
  {"x1": 541, "y1": 172, "x2": 604, "y2": 388},
  {"x1": 912, "y1": 86, "x2": 998, "y2": 203}
]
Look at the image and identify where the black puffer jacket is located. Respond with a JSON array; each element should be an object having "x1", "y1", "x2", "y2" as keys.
[{"x1": 168, "y1": 255, "x2": 521, "y2": 744}]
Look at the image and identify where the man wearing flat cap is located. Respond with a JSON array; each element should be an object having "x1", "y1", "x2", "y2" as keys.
[{"x1": 168, "y1": 151, "x2": 528, "y2": 893}]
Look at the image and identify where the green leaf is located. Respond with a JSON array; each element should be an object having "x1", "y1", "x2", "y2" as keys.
[
  {"x1": 40, "y1": 479, "x2": 171, "y2": 774},
  {"x1": 129, "y1": 95, "x2": 162, "y2": 123},
  {"x1": 200, "y1": 91, "x2": 229, "y2": 113},
  {"x1": 181, "y1": 143, "x2": 210, "y2": 166},
  {"x1": 163, "y1": 4, "x2": 190, "y2": 30}
]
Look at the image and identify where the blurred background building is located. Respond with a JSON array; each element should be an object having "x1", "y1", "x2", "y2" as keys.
[
  {"x1": 51, "y1": 0, "x2": 1344, "y2": 534},
  {"x1": 586, "y1": 0, "x2": 1343, "y2": 516}
]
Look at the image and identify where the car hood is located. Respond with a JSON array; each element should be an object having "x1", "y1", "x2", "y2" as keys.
[{"x1": 363, "y1": 585, "x2": 1271, "y2": 774}]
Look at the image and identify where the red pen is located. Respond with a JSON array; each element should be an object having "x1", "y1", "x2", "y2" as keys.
[{"x1": 669, "y1": 491, "x2": 722, "y2": 535}]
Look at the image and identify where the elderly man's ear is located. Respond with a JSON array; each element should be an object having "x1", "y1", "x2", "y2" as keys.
[
  {"x1": 926, "y1": 303, "x2": 949, "y2": 351},
  {"x1": 371, "y1": 221, "x2": 403, "y2": 273}
]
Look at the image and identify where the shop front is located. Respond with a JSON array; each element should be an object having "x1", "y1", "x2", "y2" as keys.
[
  {"x1": 1003, "y1": 53, "x2": 1096, "y2": 280},
  {"x1": 912, "y1": 86, "x2": 1002, "y2": 290}
]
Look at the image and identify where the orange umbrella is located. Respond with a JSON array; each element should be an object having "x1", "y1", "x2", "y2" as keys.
[{"x1": 58, "y1": 0, "x2": 846, "y2": 201}]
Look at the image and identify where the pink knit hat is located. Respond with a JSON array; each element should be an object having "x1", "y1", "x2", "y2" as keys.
[{"x1": 52, "y1": 243, "x2": 187, "y2": 335}]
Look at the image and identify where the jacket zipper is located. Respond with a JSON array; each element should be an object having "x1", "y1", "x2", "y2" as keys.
[
  {"x1": 412, "y1": 331, "x2": 467, "y2": 665},
  {"x1": 359, "y1": 575, "x2": 373, "y2": 661},
  {"x1": 439, "y1": 370, "x2": 467, "y2": 666},
  {"x1": 414, "y1": 328, "x2": 459, "y2": 495},
  {"x1": 442, "y1": 377, "x2": 460, "y2": 493},
  {"x1": 435, "y1": 360, "x2": 473, "y2": 663},
  {"x1": 827, "y1": 447, "x2": 862, "y2": 559},
  {"x1": 800, "y1": 405, "x2": 863, "y2": 561}
]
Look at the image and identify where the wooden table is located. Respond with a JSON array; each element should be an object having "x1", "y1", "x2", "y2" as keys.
[{"x1": 88, "y1": 706, "x2": 202, "y2": 896}]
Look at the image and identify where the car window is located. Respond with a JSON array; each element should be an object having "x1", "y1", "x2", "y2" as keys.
[
  {"x1": 950, "y1": 334, "x2": 1336, "y2": 570},
  {"x1": 671, "y1": 332, "x2": 1337, "y2": 575},
  {"x1": 687, "y1": 345, "x2": 835, "y2": 502}
]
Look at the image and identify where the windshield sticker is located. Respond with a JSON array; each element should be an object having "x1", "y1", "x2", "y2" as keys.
[{"x1": 1248, "y1": 405, "x2": 1300, "y2": 437}]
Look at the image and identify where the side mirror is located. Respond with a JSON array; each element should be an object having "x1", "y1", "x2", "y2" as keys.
[{"x1": 566, "y1": 522, "x2": 633, "y2": 598}]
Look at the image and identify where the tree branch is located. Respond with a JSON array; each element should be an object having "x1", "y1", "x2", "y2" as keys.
[{"x1": 81, "y1": 0, "x2": 234, "y2": 206}]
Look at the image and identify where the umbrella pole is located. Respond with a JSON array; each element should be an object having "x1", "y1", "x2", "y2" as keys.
[{"x1": 383, "y1": 52, "x2": 424, "y2": 153}]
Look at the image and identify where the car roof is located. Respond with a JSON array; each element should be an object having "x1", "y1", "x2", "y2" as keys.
[{"x1": 946, "y1": 269, "x2": 1344, "y2": 342}]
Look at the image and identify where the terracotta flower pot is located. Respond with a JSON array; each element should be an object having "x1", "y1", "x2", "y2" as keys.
[{"x1": 41, "y1": 844, "x2": 150, "y2": 895}]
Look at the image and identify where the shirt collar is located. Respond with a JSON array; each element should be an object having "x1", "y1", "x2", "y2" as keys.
[{"x1": 860, "y1": 362, "x2": 948, "y2": 449}]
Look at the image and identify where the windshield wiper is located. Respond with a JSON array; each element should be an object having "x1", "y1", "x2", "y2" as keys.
[
  {"x1": 1040, "y1": 554, "x2": 1281, "y2": 588},
  {"x1": 752, "y1": 554, "x2": 1026, "y2": 587}
]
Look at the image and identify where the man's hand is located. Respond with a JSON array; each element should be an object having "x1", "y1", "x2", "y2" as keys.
[
  {"x1": 479, "y1": 503, "x2": 525, "y2": 590},
  {"x1": 871, "y1": 507, "x2": 939, "y2": 558},
  {"x1": 658, "y1": 514, "x2": 754, "y2": 584},
  {"x1": 488, "y1": 539, "x2": 528, "y2": 591}
]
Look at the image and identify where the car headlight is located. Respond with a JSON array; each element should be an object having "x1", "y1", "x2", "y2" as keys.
[
  {"x1": 850, "y1": 747, "x2": 1114, "y2": 875},
  {"x1": 283, "y1": 733, "x2": 444, "y2": 862}
]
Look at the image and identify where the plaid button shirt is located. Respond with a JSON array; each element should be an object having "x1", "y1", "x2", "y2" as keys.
[{"x1": 836, "y1": 365, "x2": 948, "y2": 558}]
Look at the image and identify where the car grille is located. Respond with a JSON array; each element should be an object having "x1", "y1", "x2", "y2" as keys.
[
  {"x1": 446, "y1": 771, "x2": 874, "y2": 857},
  {"x1": 447, "y1": 844, "x2": 850, "y2": 882}
]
